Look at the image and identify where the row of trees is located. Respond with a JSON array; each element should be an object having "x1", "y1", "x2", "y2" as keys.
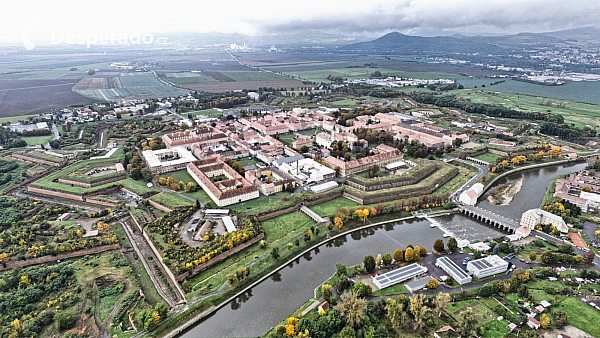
[{"x1": 362, "y1": 245, "x2": 428, "y2": 273}]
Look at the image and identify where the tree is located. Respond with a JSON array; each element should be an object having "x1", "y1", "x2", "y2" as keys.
[
  {"x1": 444, "y1": 275, "x2": 455, "y2": 286},
  {"x1": 155, "y1": 302, "x2": 168, "y2": 319},
  {"x1": 479, "y1": 284, "x2": 494, "y2": 297},
  {"x1": 585, "y1": 250, "x2": 595, "y2": 265},
  {"x1": 364, "y1": 255, "x2": 376, "y2": 273},
  {"x1": 426, "y1": 278, "x2": 439, "y2": 289},
  {"x1": 553, "y1": 310, "x2": 568, "y2": 327},
  {"x1": 353, "y1": 281, "x2": 372, "y2": 297},
  {"x1": 456, "y1": 307, "x2": 477, "y2": 337},
  {"x1": 393, "y1": 249, "x2": 403, "y2": 262},
  {"x1": 386, "y1": 297, "x2": 408, "y2": 331},
  {"x1": 420, "y1": 246, "x2": 427, "y2": 256},
  {"x1": 339, "y1": 326, "x2": 356, "y2": 338},
  {"x1": 412, "y1": 246, "x2": 420, "y2": 261},
  {"x1": 227, "y1": 273, "x2": 238, "y2": 286},
  {"x1": 382, "y1": 253, "x2": 393, "y2": 266},
  {"x1": 322, "y1": 284, "x2": 333, "y2": 303},
  {"x1": 433, "y1": 239, "x2": 445, "y2": 253},
  {"x1": 409, "y1": 293, "x2": 429, "y2": 330},
  {"x1": 404, "y1": 247, "x2": 414, "y2": 262},
  {"x1": 336, "y1": 263, "x2": 347, "y2": 278},
  {"x1": 300, "y1": 145, "x2": 309, "y2": 153},
  {"x1": 529, "y1": 251, "x2": 537, "y2": 261},
  {"x1": 540, "y1": 313, "x2": 551, "y2": 329},
  {"x1": 376, "y1": 254, "x2": 382, "y2": 267},
  {"x1": 270, "y1": 247, "x2": 280, "y2": 261},
  {"x1": 447, "y1": 237, "x2": 458, "y2": 252},
  {"x1": 334, "y1": 217, "x2": 344, "y2": 229},
  {"x1": 434, "y1": 292, "x2": 451, "y2": 317},
  {"x1": 335, "y1": 291, "x2": 367, "y2": 328}
]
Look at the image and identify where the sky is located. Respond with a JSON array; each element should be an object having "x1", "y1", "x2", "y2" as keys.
[{"x1": 1, "y1": 0, "x2": 599, "y2": 46}]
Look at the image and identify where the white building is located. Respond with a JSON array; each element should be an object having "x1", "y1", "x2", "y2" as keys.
[
  {"x1": 467, "y1": 255, "x2": 509, "y2": 278},
  {"x1": 142, "y1": 146, "x2": 197, "y2": 174},
  {"x1": 435, "y1": 256, "x2": 472, "y2": 285},
  {"x1": 520, "y1": 208, "x2": 568, "y2": 233},
  {"x1": 459, "y1": 183, "x2": 484, "y2": 206},
  {"x1": 373, "y1": 263, "x2": 428, "y2": 289}
]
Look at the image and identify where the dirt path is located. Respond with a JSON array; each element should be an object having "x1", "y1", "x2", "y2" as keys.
[{"x1": 120, "y1": 220, "x2": 183, "y2": 307}]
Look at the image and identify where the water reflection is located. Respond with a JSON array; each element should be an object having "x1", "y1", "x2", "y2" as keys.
[
  {"x1": 230, "y1": 290, "x2": 253, "y2": 311},
  {"x1": 271, "y1": 271, "x2": 282, "y2": 282}
]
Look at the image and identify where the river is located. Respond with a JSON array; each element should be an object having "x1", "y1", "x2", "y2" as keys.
[{"x1": 180, "y1": 161, "x2": 586, "y2": 338}]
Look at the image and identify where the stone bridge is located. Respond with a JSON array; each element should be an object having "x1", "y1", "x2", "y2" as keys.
[{"x1": 459, "y1": 205, "x2": 519, "y2": 234}]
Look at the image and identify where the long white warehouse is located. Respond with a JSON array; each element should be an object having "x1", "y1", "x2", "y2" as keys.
[
  {"x1": 373, "y1": 263, "x2": 428, "y2": 289},
  {"x1": 467, "y1": 255, "x2": 509, "y2": 278},
  {"x1": 435, "y1": 256, "x2": 472, "y2": 285}
]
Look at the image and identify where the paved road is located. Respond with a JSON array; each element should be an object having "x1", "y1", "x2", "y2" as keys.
[{"x1": 442, "y1": 155, "x2": 488, "y2": 204}]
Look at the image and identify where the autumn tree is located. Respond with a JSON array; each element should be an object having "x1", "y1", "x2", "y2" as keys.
[
  {"x1": 540, "y1": 313, "x2": 551, "y2": 329},
  {"x1": 529, "y1": 251, "x2": 537, "y2": 261},
  {"x1": 409, "y1": 293, "x2": 430, "y2": 330},
  {"x1": 376, "y1": 253, "x2": 382, "y2": 267},
  {"x1": 412, "y1": 246, "x2": 421, "y2": 261},
  {"x1": 393, "y1": 249, "x2": 403, "y2": 262},
  {"x1": 334, "y1": 217, "x2": 344, "y2": 229},
  {"x1": 386, "y1": 297, "x2": 408, "y2": 331},
  {"x1": 227, "y1": 273, "x2": 238, "y2": 286},
  {"x1": 456, "y1": 307, "x2": 477, "y2": 336},
  {"x1": 335, "y1": 291, "x2": 367, "y2": 328},
  {"x1": 433, "y1": 239, "x2": 444, "y2": 253},
  {"x1": 426, "y1": 278, "x2": 439, "y2": 289},
  {"x1": 420, "y1": 246, "x2": 427, "y2": 256},
  {"x1": 434, "y1": 292, "x2": 451, "y2": 317},
  {"x1": 404, "y1": 247, "x2": 414, "y2": 262},
  {"x1": 553, "y1": 310, "x2": 568, "y2": 327}
]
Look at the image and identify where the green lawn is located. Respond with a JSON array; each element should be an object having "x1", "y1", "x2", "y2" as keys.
[
  {"x1": 473, "y1": 152, "x2": 503, "y2": 163},
  {"x1": 148, "y1": 192, "x2": 194, "y2": 209},
  {"x1": 309, "y1": 197, "x2": 361, "y2": 217},
  {"x1": 161, "y1": 170, "x2": 195, "y2": 184},
  {"x1": 183, "y1": 189, "x2": 213, "y2": 206},
  {"x1": 230, "y1": 194, "x2": 298, "y2": 214},
  {"x1": 219, "y1": 71, "x2": 287, "y2": 82},
  {"x1": 559, "y1": 297, "x2": 600, "y2": 337},
  {"x1": 22, "y1": 134, "x2": 54, "y2": 146},
  {"x1": 120, "y1": 178, "x2": 160, "y2": 196},
  {"x1": 261, "y1": 212, "x2": 316, "y2": 247},
  {"x1": 371, "y1": 282, "x2": 408, "y2": 296}
]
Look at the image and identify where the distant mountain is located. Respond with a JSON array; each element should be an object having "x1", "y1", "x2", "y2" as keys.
[
  {"x1": 340, "y1": 31, "x2": 506, "y2": 54},
  {"x1": 341, "y1": 27, "x2": 600, "y2": 54}
]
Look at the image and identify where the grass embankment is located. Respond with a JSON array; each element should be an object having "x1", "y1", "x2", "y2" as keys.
[{"x1": 149, "y1": 192, "x2": 194, "y2": 209}]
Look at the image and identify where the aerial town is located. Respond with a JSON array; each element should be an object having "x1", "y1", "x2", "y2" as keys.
[{"x1": 1, "y1": 3, "x2": 600, "y2": 338}]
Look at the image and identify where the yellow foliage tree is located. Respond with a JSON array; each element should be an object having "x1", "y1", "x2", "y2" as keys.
[
  {"x1": 334, "y1": 217, "x2": 344, "y2": 229},
  {"x1": 540, "y1": 313, "x2": 550, "y2": 329}
]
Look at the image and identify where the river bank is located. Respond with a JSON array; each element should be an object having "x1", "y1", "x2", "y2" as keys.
[{"x1": 487, "y1": 177, "x2": 523, "y2": 205}]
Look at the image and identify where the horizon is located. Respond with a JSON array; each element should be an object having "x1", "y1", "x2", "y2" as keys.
[{"x1": 2, "y1": 0, "x2": 599, "y2": 48}]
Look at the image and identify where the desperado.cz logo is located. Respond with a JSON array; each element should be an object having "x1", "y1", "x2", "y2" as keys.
[{"x1": 21, "y1": 23, "x2": 167, "y2": 50}]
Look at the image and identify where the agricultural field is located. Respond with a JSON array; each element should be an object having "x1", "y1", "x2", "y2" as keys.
[
  {"x1": 73, "y1": 73, "x2": 189, "y2": 101},
  {"x1": 0, "y1": 79, "x2": 98, "y2": 117},
  {"x1": 452, "y1": 88, "x2": 600, "y2": 129}
]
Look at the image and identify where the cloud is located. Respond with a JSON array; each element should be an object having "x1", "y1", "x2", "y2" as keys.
[
  {"x1": 252, "y1": 0, "x2": 600, "y2": 36},
  {"x1": 1, "y1": 0, "x2": 599, "y2": 44}
]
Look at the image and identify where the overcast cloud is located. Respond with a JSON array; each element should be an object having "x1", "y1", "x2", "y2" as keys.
[{"x1": 1, "y1": 0, "x2": 599, "y2": 45}]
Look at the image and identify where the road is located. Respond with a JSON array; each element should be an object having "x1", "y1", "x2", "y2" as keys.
[{"x1": 442, "y1": 155, "x2": 488, "y2": 204}]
